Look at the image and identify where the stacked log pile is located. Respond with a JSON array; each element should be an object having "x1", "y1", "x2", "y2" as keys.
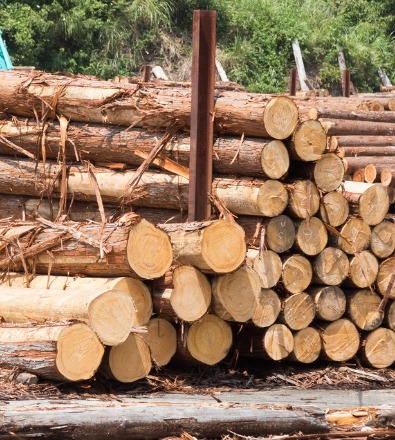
[{"x1": 0, "y1": 70, "x2": 395, "y2": 385}]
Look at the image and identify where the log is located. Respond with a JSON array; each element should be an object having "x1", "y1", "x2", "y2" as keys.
[
  {"x1": 343, "y1": 146, "x2": 395, "y2": 157},
  {"x1": 353, "y1": 169, "x2": 365, "y2": 182},
  {"x1": 176, "y1": 314, "x2": 232, "y2": 365},
  {"x1": 0, "y1": 71, "x2": 300, "y2": 139},
  {"x1": 381, "y1": 169, "x2": 393, "y2": 186},
  {"x1": 0, "y1": 272, "x2": 152, "y2": 326},
  {"x1": 152, "y1": 266, "x2": 211, "y2": 322},
  {"x1": 344, "y1": 251, "x2": 379, "y2": 289},
  {"x1": 310, "y1": 107, "x2": 395, "y2": 123},
  {"x1": 251, "y1": 288, "x2": 281, "y2": 328},
  {"x1": 161, "y1": 220, "x2": 246, "y2": 274},
  {"x1": 246, "y1": 249, "x2": 282, "y2": 289},
  {"x1": 319, "y1": 319, "x2": 360, "y2": 362},
  {"x1": 0, "y1": 156, "x2": 287, "y2": 216},
  {"x1": 333, "y1": 135, "x2": 395, "y2": 147},
  {"x1": 364, "y1": 164, "x2": 377, "y2": 183},
  {"x1": 143, "y1": 318, "x2": 177, "y2": 367},
  {"x1": 370, "y1": 221, "x2": 395, "y2": 259},
  {"x1": 295, "y1": 96, "x2": 395, "y2": 111},
  {"x1": 345, "y1": 289, "x2": 383, "y2": 331},
  {"x1": 212, "y1": 266, "x2": 261, "y2": 322},
  {"x1": 370, "y1": 101, "x2": 385, "y2": 111},
  {"x1": 319, "y1": 191, "x2": 349, "y2": 227},
  {"x1": 257, "y1": 215, "x2": 295, "y2": 253},
  {"x1": 288, "y1": 120, "x2": 327, "y2": 161},
  {"x1": 308, "y1": 286, "x2": 346, "y2": 321},
  {"x1": 286, "y1": 180, "x2": 320, "y2": 219},
  {"x1": 384, "y1": 300, "x2": 395, "y2": 331},
  {"x1": 320, "y1": 118, "x2": 395, "y2": 136},
  {"x1": 312, "y1": 247, "x2": 349, "y2": 286},
  {"x1": 313, "y1": 153, "x2": 345, "y2": 192},
  {"x1": 358, "y1": 328, "x2": 395, "y2": 369},
  {"x1": 290, "y1": 327, "x2": 321, "y2": 363},
  {"x1": 343, "y1": 155, "x2": 395, "y2": 176},
  {"x1": 332, "y1": 218, "x2": 371, "y2": 254},
  {"x1": 377, "y1": 257, "x2": 395, "y2": 299},
  {"x1": 236, "y1": 323, "x2": 294, "y2": 361},
  {"x1": 0, "y1": 119, "x2": 290, "y2": 179},
  {"x1": 0, "y1": 286, "x2": 135, "y2": 346},
  {"x1": 0, "y1": 219, "x2": 173, "y2": 279},
  {"x1": 278, "y1": 292, "x2": 315, "y2": 330},
  {"x1": 293, "y1": 217, "x2": 328, "y2": 256},
  {"x1": 101, "y1": 333, "x2": 151, "y2": 383},
  {"x1": 281, "y1": 254, "x2": 312, "y2": 294},
  {"x1": 0, "y1": 323, "x2": 103, "y2": 381}
]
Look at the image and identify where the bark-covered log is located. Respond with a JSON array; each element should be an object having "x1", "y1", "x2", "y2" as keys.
[
  {"x1": 333, "y1": 135, "x2": 395, "y2": 148},
  {"x1": 343, "y1": 146, "x2": 395, "y2": 157},
  {"x1": 0, "y1": 219, "x2": 173, "y2": 279},
  {"x1": 0, "y1": 272, "x2": 152, "y2": 326},
  {"x1": 0, "y1": 286, "x2": 134, "y2": 346},
  {"x1": 320, "y1": 118, "x2": 395, "y2": 136},
  {"x1": 0, "y1": 119, "x2": 290, "y2": 179},
  {"x1": 358, "y1": 327, "x2": 395, "y2": 369},
  {"x1": 294, "y1": 96, "x2": 395, "y2": 111},
  {"x1": 344, "y1": 155, "x2": 395, "y2": 176},
  {"x1": 0, "y1": 71, "x2": 299, "y2": 139},
  {"x1": 0, "y1": 323, "x2": 103, "y2": 381},
  {"x1": 310, "y1": 107, "x2": 395, "y2": 123}
]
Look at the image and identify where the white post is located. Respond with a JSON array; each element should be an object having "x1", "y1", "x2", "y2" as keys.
[
  {"x1": 152, "y1": 66, "x2": 168, "y2": 80},
  {"x1": 292, "y1": 40, "x2": 309, "y2": 91},
  {"x1": 215, "y1": 60, "x2": 229, "y2": 82},
  {"x1": 378, "y1": 67, "x2": 392, "y2": 87}
]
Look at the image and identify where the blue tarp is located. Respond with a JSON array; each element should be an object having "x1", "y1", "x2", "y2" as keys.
[{"x1": 0, "y1": 30, "x2": 13, "y2": 70}]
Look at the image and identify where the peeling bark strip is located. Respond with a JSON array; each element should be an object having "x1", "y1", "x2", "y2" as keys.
[
  {"x1": 0, "y1": 219, "x2": 173, "y2": 279},
  {"x1": 0, "y1": 71, "x2": 300, "y2": 139}
]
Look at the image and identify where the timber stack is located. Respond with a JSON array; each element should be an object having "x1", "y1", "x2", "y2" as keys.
[{"x1": 0, "y1": 70, "x2": 394, "y2": 385}]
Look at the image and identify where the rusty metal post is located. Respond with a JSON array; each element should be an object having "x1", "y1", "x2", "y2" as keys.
[
  {"x1": 143, "y1": 65, "x2": 151, "y2": 82},
  {"x1": 188, "y1": 10, "x2": 216, "y2": 222},
  {"x1": 343, "y1": 69, "x2": 350, "y2": 97},
  {"x1": 289, "y1": 69, "x2": 297, "y2": 96}
]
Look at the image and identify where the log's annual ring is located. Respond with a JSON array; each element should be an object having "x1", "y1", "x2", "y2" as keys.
[
  {"x1": 293, "y1": 327, "x2": 321, "y2": 363},
  {"x1": 293, "y1": 120, "x2": 327, "y2": 161},
  {"x1": 319, "y1": 191, "x2": 349, "y2": 227},
  {"x1": 363, "y1": 328, "x2": 395, "y2": 368},
  {"x1": 340, "y1": 218, "x2": 371, "y2": 254},
  {"x1": 144, "y1": 318, "x2": 176, "y2": 367},
  {"x1": 201, "y1": 220, "x2": 246, "y2": 273},
  {"x1": 315, "y1": 248, "x2": 349, "y2": 286},
  {"x1": 322, "y1": 319, "x2": 360, "y2": 361},
  {"x1": 263, "y1": 97, "x2": 299, "y2": 140},
  {"x1": 348, "y1": 251, "x2": 378, "y2": 289},
  {"x1": 288, "y1": 180, "x2": 320, "y2": 219},
  {"x1": 264, "y1": 323, "x2": 294, "y2": 360},
  {"x1": 359, "y1": 184, "x2": 390, "y2": 226},
  {"x1": 377, "y1": 257, "x2": 395, "y2": 299},
  {"x1": 371, "y1": 221, "x2": 395, "y2": 259},
  {"x1": 266, "y1": 215, "x2": 295, "y2": 253},
  {"x1": 256, "y1": 180, "x2": 288, "y2": 217},
  {"x1": 314, "y1": 153, "x2": 345, "y2": 192},
  {"x1": 283, "y1": 292, "x2": 315, "y2": 330},
  {"x1": 349, "y1": 289, "x2": 383, "y2": 331},
  {"x1": 252, "y1": 288, "x2": 281, "y2": 328},
  {"x1": 127, "y1": 219, "x2": 173, "y2": 279},
  {"x1": 282, "y1": 255, "x2": 312, "y2": 294},
  {"x1": 261, "y1": 140, "x2": 289, "y2": 179}
]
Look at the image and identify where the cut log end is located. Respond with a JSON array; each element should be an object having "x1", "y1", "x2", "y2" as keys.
[
  {"x1": 89, "y1": 290, "x2": 136, "y2": 346},
  {"x1": 309, "y1": 286, "x2": 346, "y2": 321},
  {"x1": 377, "y1": 257, "x2": 395, "y2": 299},
  {"x1": 282, "y1": 292, "x2": 315, "y2": 330},
  {"x1": 144, "y1": 318, "x2": 177, "y2": 367},
  {"x1": 282, "y1": 254, "x2": 313, "y2": 294},
  {"x1": 256, "y1": 180, "x2": 288, "y2": 217},
  {"x1": 348, "y1": 289, "x2": 383, "y2": 331},
  {"x1": 346, "y1": 251, "x2": 378, "y2": 289},
  {"x1": 287, "y1": 180, "x2": 320, "y2": 219},
  {"x1": 251, "y1": 250, "x2": 282, "y2": 288},
  {"x1": 369, "y1": 101, "x2": 385, "y2": 112},
  {"x1": 360, "y1": 328, "x2": 395, "y2": 369},
  {"x1": 170, "y1": 266, "x2": 211, "y2": 322},
  {"x1": 252, "y1": 288, "x2": 281, "y2": 328},
  {"x1": 313, "y1": 247, "x2": 349, "y2": 286},
  {"x1": 264, "y1": 323, "x2": 294, "y2": 361},
  {"x1": 292, "y1": 327, "x2": 321, "y2": 363},
  {"x1": 319, "y1": 191, "x2": 349, "y2": 227},
  {"x1": 108, "y1": 333, "x2": 152, "y2": 382},
  {"x1": 127, "y1": 219, "x2": 173, "y2": 279},
  {"x1": 266, "y1": 215, "x2": 296, "y2": 254},
  {"x1": 353, "y1": 169, "x2": 365, "y2": 182},
  {"x1": 359, "y1": 184, "x2": 390, "y2": 226},
  {"x1": 381, "y1": 169, "x2": 393, "y2": 187},
  {"x1": 293, "y1": 120, "x2": 327, "y2": 161},
  {"x1": 201, "y1": 220, "x2": 246, "y2": 273},
  {"x1": 371, "y1": 221, "x2": 395, "y2": 259},
  {"x1": 263, "y1": 97, "x2": 299, "y2": 140},
  {"x1": 364, "y1": 164, "x2": 377, "y2": 183},
  {"x1": 261, "y1": 140, "x2": 290, "y2": 179},
  {"x1": 295, "y1": 217, "x2": 328, "y2": 256},
  {"x1": 340, "y1": 218, "x2": 371, "y2": 254},
  {"x1": 314, "y1": 153, "x2": 345, "y2": 192},
  {"x1": 187, "y1": 315, "x2": 232, "y2": 365},
  {"x1": 321, "y1": 319, "x2": 360, "y2": 362}
]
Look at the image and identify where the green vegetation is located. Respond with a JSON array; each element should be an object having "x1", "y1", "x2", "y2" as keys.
[{"x1": 1, "y1": 0, "x2": 395, "y2": 92}]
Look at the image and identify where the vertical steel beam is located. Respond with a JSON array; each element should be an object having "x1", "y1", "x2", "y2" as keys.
[
  {"x1": 143, "y1": 65, "x2": 151, "y2": 82},
  {"x1": 188, "y1": 10, "x2": 216, "y2": 222},
  {"x1": 289, "y1": 69, "x2": 297, "y2": 96},
  {"x1": 343, "y1": 70, "x2": 351, "y2": 98}
]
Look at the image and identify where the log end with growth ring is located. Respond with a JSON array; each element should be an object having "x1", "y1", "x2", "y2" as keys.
[
  {"x1": 127, "y1": 219, "x2": 173, "y2": 279},
  {"x1": 143, "y1": 318, "x2": 177, "y2": 367},
  {"x1": 260, "y1": 140, "x2": 290, "y2": 179},
  {"x1": 292, "y1": 327, "x2": 321, "y2": 364},
  {"x1": 319, "y1": 191, "x2": 349, "y2": 227},
  {"x1": 360, "y1": 328, "x2": 395, "y2": 369},
  {"x1": 359, "y1": 184, "x2": 390, "y2": 226},
  {"x1": 88, "y1": 289, "x2": 136, "y2": 346},
  {"x1": 251, "y1": 250, "x2": 282, "y2": 289},
  {"x1": 108, "y1": 333, "x2": 152, "y2": 383},
  {"x1": 364, "y1": 164, "x2": 377, "y2": 184},
  {"x1": 200, "y1": 220, "x2": 246, "y2": 273},
  {"x1": 321, "y1": 319, "x2": 360, "y2": 362},
  {"x1": 293, "y1": 120, "x2": 327, "y2": 161},
  {"x1": 340, "y1": 218, "x2": 371, "y2": 255},
  {"x1": 377, "y1": 257, "x2": 395, "y2": 299},
  {"x1": 381, "y1": 169, "x2": 393, "y2": 187},
  {"x1": 264, "y1": 323, "x2": 294, "y2": 361},
  {"x1": 266, "y1": 215, "x2": 295, "y2": 253},
  {"x1": 252, "y1": 288, "x2": 281, "y2": 328},
  {"x1": 256, "y1": 180, "x2": 288, "y2": 217},
  {"x1": 282, "y1": 254, "x2": 312, "y2": 294},
  {"x1": 347, "y1": 251, "x2": 378, "y2": 289},
  {"x1": 170, "y1": 266, "x2": 211, "y2": 322},
  {"x1": 371, "y1": 221, "x2": 395, "y2": 259},
  {"x1": 56, "y1": 324, "x2": 104, "y2": 381},
  {"x1": 263, "y1": 97, "x2": 299, "y2": 140},
  {"x1": 287, "y1": 180, "x2": 320, "y2": 219},
  {"x1": 314, "y1": 153, "x2": 345, "y2": 192},
  {"x1": 295, "y1": 217, "x2": 328, "y2": 256},
  {"x1": 187, "y1": 314, "x2": 232, "y2": 365},
  {"x1": 308, "y1": 286, "x2": 346, "y2": 321},
  {"x1": 282, "y1": 292, "x2": 316, "y2": 331},
  {"x1": 314, "y1": 247, "x2": 349, "y2": 286},
  {"x1": 347, "y1": 289, "x2": 383, "y2": 331}
]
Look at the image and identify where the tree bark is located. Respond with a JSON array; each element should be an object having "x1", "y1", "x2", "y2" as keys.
[
  {"x1": 344, "y1": 155, "x2": 395, "y2": 176},
  {"x1": 333, "y1": 135, "x2": 395, "y2": 147},
  {"x1": 0, "y1": 323, "x2": 104, "y2": 381},
  {"x1": 310, "y1": 107, "x2": 395, "y2": 123},
  {"x1": 343, "y1": 146, "x2": 395, "y2": 157},
  {"x1": 320, "y1": 118, "x2": 395, "y2": 136}
]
